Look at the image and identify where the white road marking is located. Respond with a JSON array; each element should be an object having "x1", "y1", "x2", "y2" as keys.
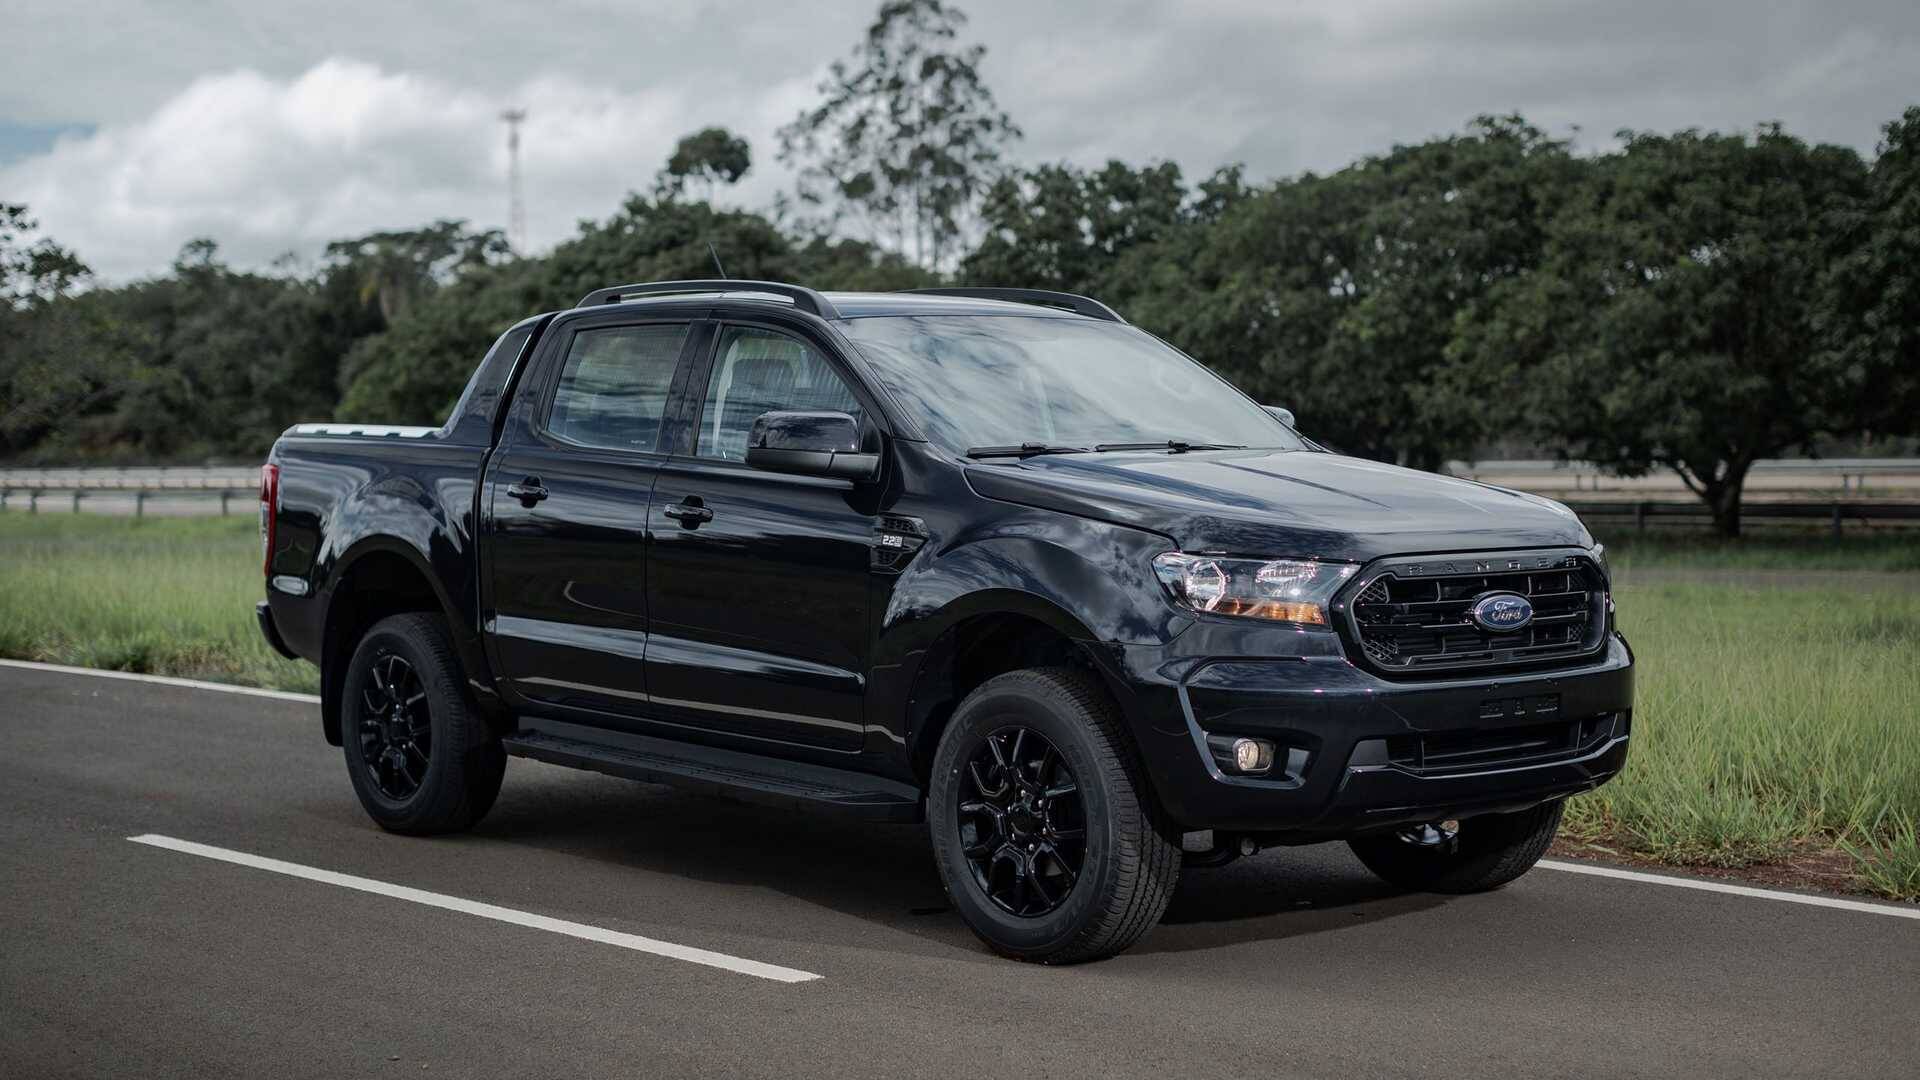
[
  {"x1": 0, "y1": 659, "x2": 320, "y2": 704},
  {"x1": 127, "y1": 834, "x2": 823, "y2": 983},
  {"x1": 14, "y1": 664, "x2": 1905, "y2": 927},
  {"x1": 1539, "y1": 858, "x2": 1920, "y2": 920}
]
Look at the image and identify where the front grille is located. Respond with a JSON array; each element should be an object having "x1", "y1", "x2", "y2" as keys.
[
  {"x1": 1343, "y1": 551, "x2": 1607, "y2": 675},
  {"x1": 1385, "y1": 713, "x2": 1618, "y2": 774}
]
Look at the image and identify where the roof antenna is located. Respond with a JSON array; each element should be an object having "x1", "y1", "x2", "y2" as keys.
[{"x1": 706, "y1": 241, "x2": 729, "y2": 279}]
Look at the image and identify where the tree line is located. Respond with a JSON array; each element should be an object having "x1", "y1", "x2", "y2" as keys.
[{"x1": 1, "y1": 0, "x2": 1916, "y2": 535}]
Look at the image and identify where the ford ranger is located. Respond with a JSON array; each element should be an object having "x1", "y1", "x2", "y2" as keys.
[{"x1": 258, "y1": 280, "x2": 1633, "y2": 963}]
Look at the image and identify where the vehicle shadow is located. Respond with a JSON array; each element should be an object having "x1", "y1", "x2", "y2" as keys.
[{"x1": 466, "y1": 762, "x2": 1447, "y2": 958}]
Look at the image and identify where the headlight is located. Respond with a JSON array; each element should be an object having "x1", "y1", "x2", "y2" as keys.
[
  {"x1": 1589, "y1": 543, "x2": 1611, "y2": 585},
  {"x1": 1152, "y1": 553, "x2": 1357, "y2": 626}
]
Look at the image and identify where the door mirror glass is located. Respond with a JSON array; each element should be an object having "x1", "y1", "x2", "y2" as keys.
[
  {"x1": 1263, "y1": 404, "x2": 1296, "y2": 429},
  {"x1": 744, "y1": 411, "x2": 879, "y2": 481}
]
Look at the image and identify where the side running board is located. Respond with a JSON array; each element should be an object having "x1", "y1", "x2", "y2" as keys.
[{"x1": 502, "y1": 722, "x2": 923, "y2": 823}]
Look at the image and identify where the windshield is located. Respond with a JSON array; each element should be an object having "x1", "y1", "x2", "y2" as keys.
[{"x1": 840, "y1": 315, "x2": 1306, "y2": 455}]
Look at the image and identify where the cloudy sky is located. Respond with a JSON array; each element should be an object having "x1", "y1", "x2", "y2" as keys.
[{"x1": 5, "y1": 0, "x2": 1917, "y2": 281}]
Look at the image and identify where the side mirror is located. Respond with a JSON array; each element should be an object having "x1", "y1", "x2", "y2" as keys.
[
  {"x1": 1263, "y1": 404, "x2": 1296, "y2": 428},
  {"x1": 744, "y1": 411, "x2": 880, "y2": 482}
]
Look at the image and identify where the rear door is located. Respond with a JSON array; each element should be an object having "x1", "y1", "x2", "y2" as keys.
[
  {"x1": 643, "y1": 318, "x2": 883, "y2": 751},
  {"x1": 482, "y1": 313, "x2": 707, "y2": 723}
]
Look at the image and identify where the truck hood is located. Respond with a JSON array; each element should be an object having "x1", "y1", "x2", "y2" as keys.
[{"x1": 964, "y1": 448, "x2": 1591, "y2": 564}]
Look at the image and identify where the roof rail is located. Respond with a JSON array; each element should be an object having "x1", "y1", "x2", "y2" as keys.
[
  {"x1": 576, "y1": 279, "x2": 841, "y2": 320},
  {"x1": 904, "y1": 287, "x2": 1125, "y2": 323}
]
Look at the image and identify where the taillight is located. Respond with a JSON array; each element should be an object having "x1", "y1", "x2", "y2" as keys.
[{"x1": 260, "y1": 463, "x2": 280, "y2": 577}]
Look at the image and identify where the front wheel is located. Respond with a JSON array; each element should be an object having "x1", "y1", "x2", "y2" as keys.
[
  {"x1": 927, "y1": 667, "x2": 1181, "y2": 963},
  {"x1": 341, "y1": 613, "x2": 505, "y2": 835},
  {"x1": 1347, "y1": 799, "x2": 1564, "y2": 894}
]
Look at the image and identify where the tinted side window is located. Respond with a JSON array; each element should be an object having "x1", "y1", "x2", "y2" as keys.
[
  {"x1": 697, "y1": 327, "x2": 863, "y2": 461},
  {"x1": 545, "y1": 323, "x2": 690, "y2": 452},
  {"x1": 443, "y1": 320, "x2": 536, "y2": 443}
]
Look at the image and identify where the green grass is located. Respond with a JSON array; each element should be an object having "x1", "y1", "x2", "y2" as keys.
[
  {"x1": 0, "y1": 514, "x2": 317, "y2": 693},
  {"x1": 1842, "y1": 817, "x2": 1920, "y2": 902},
  {"x1": 2, "y1": 513, "x2": 1916, "y2": 899},
  {"x1": 1563, "y1": 579, "x2": 1920, "y2": 898},
  {"x1": 1595, "y1": 530, "x2": 1920, "y2": 572}
]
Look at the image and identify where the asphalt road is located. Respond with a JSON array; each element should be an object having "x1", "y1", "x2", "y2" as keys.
[{"x1": 2, "y1": 664, "x2": 1915, "y2": 1080}]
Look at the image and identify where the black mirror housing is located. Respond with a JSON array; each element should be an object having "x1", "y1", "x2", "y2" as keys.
[{"x1": 744, "y1": 411, "x2": 879, "y2": 482}]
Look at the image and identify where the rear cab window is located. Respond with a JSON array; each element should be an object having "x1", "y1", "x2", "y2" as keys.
[{"x1": 543, "y1": 323, "x2": 691, "y2": 453}]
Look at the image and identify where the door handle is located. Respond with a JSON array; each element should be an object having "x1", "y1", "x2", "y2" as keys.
[
  {"x1": 506, "y1": 478, "x2": 548, "y2": 506},
  {"x1": 663, "y1": 499, "x2": 713, "y2": 526}
]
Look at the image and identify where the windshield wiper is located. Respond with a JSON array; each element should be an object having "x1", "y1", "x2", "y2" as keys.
[
  {"x1": 965, "y1": 442, "x2": 1091, "y2": 459},
  {"x1": 1092, "y1": 440, "x2": 1248, "y2": 453}
]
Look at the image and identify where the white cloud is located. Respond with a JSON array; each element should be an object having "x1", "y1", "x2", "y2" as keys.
[
  {"x1": 0, "y1": 58, "x2": 768, "y2": 280},
  {"x1": 4, "y1": 1, "x2": 1917, "y2": 281}
]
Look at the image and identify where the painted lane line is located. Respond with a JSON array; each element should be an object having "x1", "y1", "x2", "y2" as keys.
[
  {"x1": 0, "y1": 659, "x2": 320, "y2": 704},
  {"x1": 127, "y1": 834, "x2": 822, "y2": 983},
  {"x1": 1538, "y1": 859, "x2": 1920, "y2": 921},
  {"x1": 24, "y1": 659, "x2": 1908, "y2": 927}
]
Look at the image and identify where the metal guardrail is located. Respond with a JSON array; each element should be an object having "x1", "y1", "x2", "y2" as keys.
[
  {"x1": 0, "y1": 466, "x2": 258, "y2": 490},
  {"x1": 5, "y1": 465, "x2": 1920, "y2": 530},
  {"x1": 0, "y1": 486, "x2": 255, "y2": 517},
  {"x1": 1564, "y1": 500, "x2": 1920, "y2": 537},
  {"x1": 1452, "y1": 458, "x2": 1920, "y2": 493},
  {"x1": 0, "y1": 468, "x2": 257, "y2": 517}
]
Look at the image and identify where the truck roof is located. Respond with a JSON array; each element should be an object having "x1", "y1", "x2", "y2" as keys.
[
  {"x1": 560, "y1": 282, "x2": 1125, "y2": 324},
  {"x1": 820, "y1": 291, "x2": 1106, "y2": 320}
]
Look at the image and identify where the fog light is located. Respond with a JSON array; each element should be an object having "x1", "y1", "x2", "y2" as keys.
[
  {"x1": 1205, "y1": 733, "x2": 1282, "y2": 775},
  {"x1": 1232, "y1": 738, "x2": 1270, "y2": 772}
]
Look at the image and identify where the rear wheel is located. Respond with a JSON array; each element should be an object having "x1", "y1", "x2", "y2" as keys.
[
  {"x1": 1347, "y1": 799, "x2": 1564, "y2": 894},
  {"x1": 342, "y1": 613, "x2": 504, "y2": 835},
  {"x1": 927, "y1": 667, "x2": 1180, "y2": 963}
]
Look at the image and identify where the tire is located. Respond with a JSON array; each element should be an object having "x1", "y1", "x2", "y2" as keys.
[
  {"x1": 341, "y1": 613, "x2": 505, "y2": 835},
  {"x1": 927, "y1": 667, "x2": 1180, "y2": 963},
  {"x1": 1347, "y1": 799, "x2": 1564, "y2": 894}
]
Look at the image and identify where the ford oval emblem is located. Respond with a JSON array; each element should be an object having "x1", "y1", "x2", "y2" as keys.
[{"x1": 1471, "y1": 592, "x2": 1534, "y2": 633}]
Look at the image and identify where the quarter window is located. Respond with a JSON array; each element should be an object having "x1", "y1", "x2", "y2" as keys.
[
  {"x1": 697, "y1": 327, "x2": 863, "y2": 461},
  {"x1": 545, "y1": 324, "x2": 690, "y2": 452}
]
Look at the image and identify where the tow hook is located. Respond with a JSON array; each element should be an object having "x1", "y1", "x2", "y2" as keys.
[{"x1": 1182, "y1": 831, "x2": 1260, "y2": 868}]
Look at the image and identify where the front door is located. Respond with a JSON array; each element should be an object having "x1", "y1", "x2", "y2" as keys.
[
  {"x1": 484, "y1": 318, "x2": 699, "y2": 723},
  {"x1": 644, "y1": 322, "x2": 880, "y2": 751}
]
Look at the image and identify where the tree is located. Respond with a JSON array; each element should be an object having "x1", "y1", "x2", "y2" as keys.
[
  {"x1": 656, "y1": 127, "x2": 752, "y2": 202},
  {"x1": 1448, "y1": 125, "x2": 1875, "y2": 535},
  {"x1": 48, "y1": 239, "x2": 363, "y2": 460},
  {"x1": 1111, "y1": 118, "x2": 1576, "y2": 471},
  {"x1": 1, "y1": 203, "x2": 89, "y2": 307},
  {"x1": 323, "y1": 220, "x2": 507, "y2": 325},
  {"x1": 777, "y1": 0, "x2": 1020, "y2": 270},
  {"x1": 963, "y1": 160, "x2": 1193, "y2": 294},
  {"x1": 1818, "y1": 107, "x2": 1920, "y2": 448},
  {"x1": 0, "y1": 204, "x2": 115, "y2": 457},
  {"x1": 335, "y1": 196, "x2": 932, "y2": 423}
]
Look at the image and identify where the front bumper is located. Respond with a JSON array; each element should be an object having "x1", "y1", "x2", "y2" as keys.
[{"x1": 1098, "y1": 632, "x2": 1634, "y2": 839}]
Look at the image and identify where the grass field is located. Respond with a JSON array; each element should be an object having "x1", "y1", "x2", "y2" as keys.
[
  {"x1": 0, "y1": 514, "x2": 318, "y2": 694},
  {"x1": 1599, "y1": 529, "x2": 1920, "y2": 572},
  {"x1": 1, "y1": 514, "x2": 1915, "y2": 899}
]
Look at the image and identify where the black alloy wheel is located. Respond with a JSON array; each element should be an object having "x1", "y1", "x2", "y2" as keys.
[
  {"x1": 928, "y1": 667, "x2": 1182, "y2": 963},
  {"x1": 341, "y1": 613, "x2": 504, "y2": 835},
  {"x1": 957, "y1": 726, "x2": 1086, "y2": 917},
  {"x1": 357, "y1": 651, "x2": 432, "y2": 800}
]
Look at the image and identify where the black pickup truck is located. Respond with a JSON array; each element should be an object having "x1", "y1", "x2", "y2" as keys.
[{"x1": 259, "y1": 280, "x2": 1633, "y2": 963}]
